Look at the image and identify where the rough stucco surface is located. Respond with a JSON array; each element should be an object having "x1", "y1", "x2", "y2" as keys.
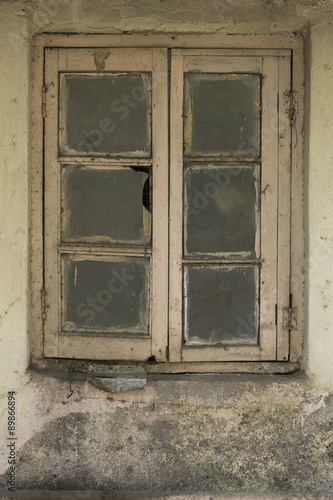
[
  {"x1": 29, "y1": 0, "x2": 333, "y2": 34},
  {"x1": 1, "y1": 374, "x2": 333, "y2": 492},
  {"x1": 1, "y1": 0, "x2": 333, "y2": 494},
  {"x1": 306, "y1": 20, "x2": 333, "y2": 390}
]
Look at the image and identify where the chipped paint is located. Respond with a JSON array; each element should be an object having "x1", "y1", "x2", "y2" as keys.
[{"x1": 93, "y1": 50, "x2": 110, "y2": 72}]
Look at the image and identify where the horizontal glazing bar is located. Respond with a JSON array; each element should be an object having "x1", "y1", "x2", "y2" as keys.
[
  {"x1": 183, "y1": 156, "x2": 261, "y2": 162},
  {"x1": 59, "y1": 330, "x2": 150, "y2": 337},
  {"x1": 59, "y1": 157, "x2": 152, "y2": 167},
  {"x1": 182, "y1": 259, "x2": 261, "y2": 265},
  {"x1": 183, "y1": 338, "x2": 258, "y2": 346},
  {"x1": 59, "y1": 245, "x2": 152, "y2": 256}
]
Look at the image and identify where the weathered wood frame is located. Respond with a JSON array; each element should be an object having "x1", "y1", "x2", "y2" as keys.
[
  {"x1": 169, "y1": 49, "x2": 291, "y2": 362},
  {"x1": 30, "y1": 33, "x2": 304, "y2": 372},
  {"x1": 38, "y1": 46, "x2": 169, "y2": 361}
]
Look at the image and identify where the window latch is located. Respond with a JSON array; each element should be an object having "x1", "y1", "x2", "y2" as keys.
[{"x1": 283, "y1": 307, "x2": 297, "y2": 330}]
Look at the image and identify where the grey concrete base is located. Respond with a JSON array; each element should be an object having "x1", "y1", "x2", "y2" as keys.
[{"x1": 1, "y1": 491, "x2": 333, "y2": 500}]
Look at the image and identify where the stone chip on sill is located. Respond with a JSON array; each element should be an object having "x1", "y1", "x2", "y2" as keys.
[{"x1": 88, "y1": 364, "x2": 147, "y2": 393}]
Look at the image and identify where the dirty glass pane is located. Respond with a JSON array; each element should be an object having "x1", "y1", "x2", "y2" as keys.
[
  {"x1": 184, "y1": 164, "x2": 259, "y2": 257},
  {"x1": 184, "y1": 265, "x2": 258, "y2": 344},
  {"x1": 184, "y1": 74, "x2": 260, "y2": 157},
  {"x1": 62, "y1": 166, "x2": 151, "y2": 245},
  {"x1": 63, "y1": 256, "x2": 149, "y2": 333},
  {"x1": 60, "y1": 74, "x2": 151, "y2": 156}
]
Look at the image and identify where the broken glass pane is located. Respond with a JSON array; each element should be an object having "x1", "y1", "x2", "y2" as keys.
[
  {"x1": 184, "y1": 265, "x2": 259, "y2": 344},
  {"x1": 62, "y1": 166, "x2": 151, "y2": 245},
  {"x1": 184, "y1": 164, "x2": 259, "y2": 257},
  {"x1": 60, "y1": 74, "x2": 151, "y2": 156},
  {"x1": 63, "y1": 256, "x2": 149, "y2": 333},
  {"x1": 184, "y1": 73, "x2": 261, "y2": 157}
]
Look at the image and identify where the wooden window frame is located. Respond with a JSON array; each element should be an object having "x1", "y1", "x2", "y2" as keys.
[
  {"x1": 42, "y1": 47, "x2": 168, "y2": 362},
  {"x1": 31, "y1": 33, "x2": 304, "y2": 374}
]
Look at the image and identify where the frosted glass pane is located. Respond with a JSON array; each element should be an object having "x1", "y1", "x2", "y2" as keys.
[
  {"x1": 63, "y1": 257, "x2": 149, "y2": 333},
  {"x1": 60, "y1": 74, "x2": 151, "y2": 156},
  {"x1": 184, "y1": 74, "x2": 260, "y2": 157},
  {"x1": 62, "y1": 166, "x2": 151, "y2": 245},
  {"x1": 184, "y1": 164, "x2": 259, "y2": 257},
  {"x1": 184, "y1": 265, "x2": 258, "y2": 344}
]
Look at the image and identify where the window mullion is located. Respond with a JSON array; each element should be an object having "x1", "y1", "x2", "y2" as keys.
[
  {"x1": 151, "y1": 48, "x2": 169, "y2": 362},
  {"x1": 169, "y1": 50, "x2": 184, "y2": 362}
]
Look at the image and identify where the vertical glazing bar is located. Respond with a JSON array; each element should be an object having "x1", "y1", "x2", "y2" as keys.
[
  {"x1": 151, "y1": 48, "x2": 169, "y2": 361},
  {"x1": 260, "y1": 56, "x2": 279, "y2": 360},
  {"x1": 169, "y1": 50, "x2": 184, "y2": 361}
]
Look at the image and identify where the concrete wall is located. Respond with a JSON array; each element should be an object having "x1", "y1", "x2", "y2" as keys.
[{"x1": 1, "y1": 0, "x2": 333, "y2": 493}]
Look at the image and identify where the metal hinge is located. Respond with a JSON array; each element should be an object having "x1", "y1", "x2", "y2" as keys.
[
  {"x1": 42, "y1": 86, "x2": 46, "y2": 118},
  {"x1": 41, "y1": 289, "x2": 46, "y2": 320},
  {"x1": 283, "y1": 307, "x2": 297, "y2": 330}
]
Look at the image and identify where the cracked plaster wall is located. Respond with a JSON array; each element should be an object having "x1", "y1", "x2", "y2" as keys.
[{"x1": 0, "y1": 0, "x2": 333, "y2": 493}]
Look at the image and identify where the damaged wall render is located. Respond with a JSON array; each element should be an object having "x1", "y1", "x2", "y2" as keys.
[{"x1": 1, "y1": 0, "x2": 333, "y2": 494}]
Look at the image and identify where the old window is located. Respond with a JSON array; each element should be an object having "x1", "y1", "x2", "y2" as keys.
[{"x1": 31, "y1": 35, "x2": 304, "y2": 371}]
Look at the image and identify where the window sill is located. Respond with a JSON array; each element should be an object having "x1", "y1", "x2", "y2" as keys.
[{"x1": 30, "y1": 357, "x2": 301, "y2": 378}]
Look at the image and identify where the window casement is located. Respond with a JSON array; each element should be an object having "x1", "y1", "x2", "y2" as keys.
[{"x1": 31, "y1": 34, "x2": 304, "y2": 372}]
